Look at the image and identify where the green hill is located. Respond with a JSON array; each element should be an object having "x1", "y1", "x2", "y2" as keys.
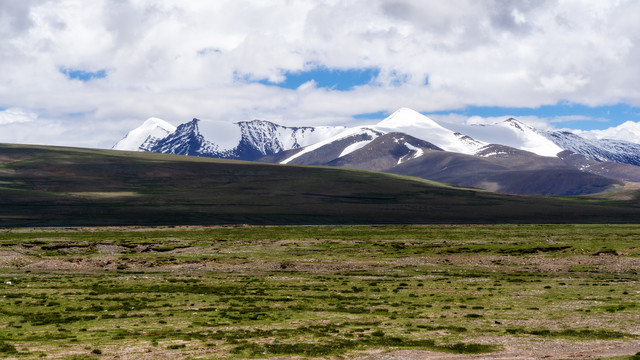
[{"x1": 1, "y1": 143, "x2": 639, "y2": 226}]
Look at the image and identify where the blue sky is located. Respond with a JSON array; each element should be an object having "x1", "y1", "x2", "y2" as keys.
[
  {"x1": 431, "y1": 104, "x2": 640, "y2": 131},
  {"x1": 2, "y1": 1, "x2": 640, "y2": 147},
  {"x1": 258, "y1": 67, "x2": 380, "y2": 91},
  {"x1": 60, "y1": 68, "x2": 108, "y2": 81}
]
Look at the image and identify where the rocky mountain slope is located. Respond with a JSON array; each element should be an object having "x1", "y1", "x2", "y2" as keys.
[{"x1": 114, "y1": 118, "x2": 345, "y2": 161}]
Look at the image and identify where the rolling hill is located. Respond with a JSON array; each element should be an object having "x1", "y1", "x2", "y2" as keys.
[{"x1": 2, "y1": 143, "x2": 640, "y2": 226}]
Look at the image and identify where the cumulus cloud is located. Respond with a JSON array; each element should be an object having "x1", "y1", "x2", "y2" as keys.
[
  {"x1": 0, "y1": 108, "x2": 38, "y2": 125},
  {"x1": 576, "y1": 121, "x2": 640, "y2": 143},
  {"x1": 1, "y1": 0, "x2": 640, "y2": 147}
]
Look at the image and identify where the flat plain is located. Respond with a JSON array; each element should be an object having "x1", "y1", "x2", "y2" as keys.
[{"x1": 0, "y1": 225, "x2": 639, "y2": 359}]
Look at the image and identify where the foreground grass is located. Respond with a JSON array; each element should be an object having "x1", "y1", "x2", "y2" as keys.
[{"x1": 0, "y1": 225, "x2": 639, "y2": 359}]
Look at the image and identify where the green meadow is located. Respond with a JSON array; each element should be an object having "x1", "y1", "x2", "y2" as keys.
[{"x1": 0, "y1": 225, "x2": 638, "y2": 359}]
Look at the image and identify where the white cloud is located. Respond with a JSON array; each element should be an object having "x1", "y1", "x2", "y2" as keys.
[
  {"x1": 0, "y1": 108, "x2": 38, "y2": 125},
  {"x1": 1, "y1": 0, "x2": 640, "y2": 147},
  {"x1": 536, "y1": 74, "x2": 590, "y2": 94},
  {"x1": 575, "y1": 121, "x2": 640, "y2": 143}
]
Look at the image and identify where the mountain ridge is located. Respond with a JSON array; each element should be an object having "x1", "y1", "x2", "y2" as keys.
[{"x1": 113, "y1": 108, "x2": 640, "y2": 195}]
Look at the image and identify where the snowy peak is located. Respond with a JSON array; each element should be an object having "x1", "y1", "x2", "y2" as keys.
[
  {"x1": 454, "y1": 132, "x2": 484, "y2": 149},
  {"x1": 113, "y1": 117, "x2": 176, "y2": 151},
  {"x1": 376, "y1": 107, "x2": 442, "y2": 129},
  {"x1": 236, "y1": 120, "x2": 299, "y2": 159},
  {"x1": 142, "y1": 117, "x2": 176, "y2": 131},
  {"x1": 502, "y1": 117, "x2": 533, "y2": 132},
  {"x1": 491, "y1": 118, "x2": 562, "y2": 157},
  {"x1": 150, "y1": 118, "x2": 213, "y2": 156},
  {"x1": 374, "y1": 108, "x2": 486, "y2": 154}
]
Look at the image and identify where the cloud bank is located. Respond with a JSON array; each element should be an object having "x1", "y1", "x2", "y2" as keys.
[{"x1": 2, "y1": 0, "x2": 640, "y2": 147}]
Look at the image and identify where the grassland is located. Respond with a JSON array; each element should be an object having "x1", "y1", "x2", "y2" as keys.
[
  {"x1": 3, "y1": 143, "x2": 640, "y2": 227},
  {"x1": 0, "y1": 225, "x2": 639, "y2": 359}
]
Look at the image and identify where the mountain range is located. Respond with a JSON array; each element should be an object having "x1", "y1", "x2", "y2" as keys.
[{"x1": 113, "y1": 108, "x2": 640, "y2": 196}]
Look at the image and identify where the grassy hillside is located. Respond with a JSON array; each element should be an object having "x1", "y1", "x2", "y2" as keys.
[{"x1": 1, "y1": 143, "x2": 640, "y2": 226}]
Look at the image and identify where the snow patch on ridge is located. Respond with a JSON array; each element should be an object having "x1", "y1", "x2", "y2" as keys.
[
  {"x1": 398, "y1": 142, "x2": 424, "y2": 165},
  {"x1": 280, "y1": 127, "x2": 381, "y2": 164},
  {"x1": 339, "y1": 140, "x2": 372, "y2": 158},
  {"x1": 477, "y1": 151, "x2": 508, "y2": 157}
]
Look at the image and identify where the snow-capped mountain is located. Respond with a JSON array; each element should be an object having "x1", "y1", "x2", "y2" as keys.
[
  {"x1": 444, "y1": 116, "x2": 640, "y2": 165},
  {"x1": 440, "y1": 118, "x2": 563, "y2": 157},
  {"x1": 541, "y1": 130, "x2": 640, "y2": 166},
  {"x1": 271, "y1": 131, "x2": 620, "y2": 195},
  {"x1": 372, "y1": 108, "x2": 486, "y2": 154},
  {"x1": 113, "y1": 117, "x2": 176, "y2": 151},
  {"x1": 279, "y1": 108, "x2": 485, "y2": 164},
  {"x1": 115, "y1": 117, "x2": 345, "y2": 161}
]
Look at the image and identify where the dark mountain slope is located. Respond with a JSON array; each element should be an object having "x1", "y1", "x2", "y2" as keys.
[
  {"x1": 474, "y1": 144, "x2": 569, "y2": 170},
  {"x1": 151, "y1": 119, "x2": 207, "y2": 156},
  {"x1": 280, "y1": 137, "x2": 622, "y2": 195},
  {"x1": 284, "y1": 130, "x2": 383, "y2": 166},
  {"x1": 388, "y1": 147, "x2": 621, "y2": 195},
  {"x1": 327, "y1": 133, "x2": 442, "y2": 172},
  {"x1": 257, "y1": 147, "x2": 304, "y2": 163},
  {"x1": 558, "y1": 150, "x2": 640, "y2": 182},
  {"x1": 149, "y1": 119, "x2": 331, "y2": 161},
  {"x1": 2, "y1": 143, "x2": 640, "y2": 226}
]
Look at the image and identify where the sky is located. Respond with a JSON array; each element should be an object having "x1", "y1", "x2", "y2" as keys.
[{"x1": 2, "y1": 0, "x2": 640, "y2": 148}]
